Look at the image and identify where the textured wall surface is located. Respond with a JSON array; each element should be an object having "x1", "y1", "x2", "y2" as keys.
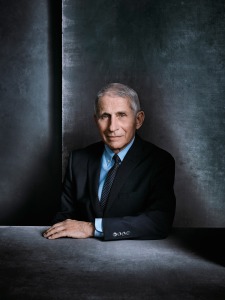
[
  {"x1": 62, "y1": 0, "x2": 225, "y2": 227},
  {"x1": 0, "y1": 0, "x2": 62, "y2": 225}
]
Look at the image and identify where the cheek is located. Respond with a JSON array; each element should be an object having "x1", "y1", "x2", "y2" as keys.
[
  {"x1": 97, "y1": 122, "x2": 107, "y2": 134},
  {"x1": 123, "y1": 123, "x2": 136, "y2": 134}
]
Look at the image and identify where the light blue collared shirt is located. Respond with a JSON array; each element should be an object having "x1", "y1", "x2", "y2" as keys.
[{"x1": 95, "y1": 137, "x2": 135, "y2": 237}]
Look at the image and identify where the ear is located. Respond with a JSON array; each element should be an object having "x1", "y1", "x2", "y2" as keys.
[{"x1": 135, "y1": 111, "x2": 145, "y2": 130}]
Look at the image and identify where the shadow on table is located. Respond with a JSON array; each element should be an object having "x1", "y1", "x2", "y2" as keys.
[{"x1": 171, "y1": 228, "x2": 225, "y2": 267}]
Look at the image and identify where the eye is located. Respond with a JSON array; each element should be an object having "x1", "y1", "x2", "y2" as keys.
[
  {"x1": 100, "y1": 113, "x2": 110, "y2": 120},
  {"x1": 118, "y1": 112, "x2": 127, "y2": 118}
]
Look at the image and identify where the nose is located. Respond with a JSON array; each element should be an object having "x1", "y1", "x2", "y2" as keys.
[{"x1": 109, "y1": 115, "x2": 119, "y2": 132}]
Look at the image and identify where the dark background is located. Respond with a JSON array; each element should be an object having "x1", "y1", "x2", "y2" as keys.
[
  {"x1": 0, "y1": 0, "x2": 224, "y2": 227},
  {"x1": 0, "y1": 0, "x2": 62, "y2": 224}
]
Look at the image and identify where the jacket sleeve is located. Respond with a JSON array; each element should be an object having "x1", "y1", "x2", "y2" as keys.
[
  {"x1": 102, "y1": 156, "x2": 176, "y2": 241},
  {"x1": 52, "y1": 153, "x2": 76, "y2": 224},
  {"x1": 52, "y1": 149, "x2": 95, "y2": 224}
]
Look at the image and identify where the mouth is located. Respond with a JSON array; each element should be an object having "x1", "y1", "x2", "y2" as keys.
[{"x1": 107, "y1": 136, "x2": 122, "y2": 139}]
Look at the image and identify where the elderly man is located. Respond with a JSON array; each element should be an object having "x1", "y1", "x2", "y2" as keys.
[{"x1": 44, "y1": 83, "x2": 176, "y2": 241}]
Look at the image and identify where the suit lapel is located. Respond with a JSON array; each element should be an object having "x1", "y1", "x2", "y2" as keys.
[{"x1": 104, "y1": 136, "x2": 144, "y2": 215}]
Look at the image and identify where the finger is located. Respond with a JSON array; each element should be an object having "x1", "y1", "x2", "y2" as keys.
[
  {"x1": 46, "y1": 221, "x2": 65, "y2": 232},
  {"x1": 44, "y1": 224, "x2": 65, "y2": 238},
  {"x1": 43, "y1": 220, "x2": 71, "y2": 236},
  {"x1": 47, "y1": 229, "x2": 68, "y2": 240}
]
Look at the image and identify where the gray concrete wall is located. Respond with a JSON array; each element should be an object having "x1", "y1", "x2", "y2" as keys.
[
  {"x1": 62, "y1": 0, "x2": 225, "y2": 227},
  {"x1": 0, "y1": 0, "x2": 62, "y2": 225},
  {"x1": 0, "y1": 1, "x2": 224, "y2": 227}
]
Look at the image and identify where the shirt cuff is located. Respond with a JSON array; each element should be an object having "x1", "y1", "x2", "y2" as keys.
[{"x1": 94, "y1": 218, "x2": 104, "y2": 238}]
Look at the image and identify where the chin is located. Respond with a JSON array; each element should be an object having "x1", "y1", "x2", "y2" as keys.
[{"x1": 107, "y1": 142, "x2": 125, "y2": 152}]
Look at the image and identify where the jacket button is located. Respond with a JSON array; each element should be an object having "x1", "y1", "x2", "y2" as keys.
[{"x1": 113, "y1": 232, "x2": 117, "y2": 237}]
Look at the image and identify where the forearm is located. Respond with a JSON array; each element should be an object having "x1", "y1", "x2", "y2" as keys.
[{"x1": 102, "y1": 210, "x2": 175, "y2": 241}]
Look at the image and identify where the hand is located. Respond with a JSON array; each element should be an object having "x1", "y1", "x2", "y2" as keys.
[{"x1": 43, "y1": 219, "x2": 95, "y2": 239}]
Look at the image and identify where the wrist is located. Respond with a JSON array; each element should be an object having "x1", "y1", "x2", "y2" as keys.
[{"x1": 88, "y1": 222, "x2": 95, "y2": 237}]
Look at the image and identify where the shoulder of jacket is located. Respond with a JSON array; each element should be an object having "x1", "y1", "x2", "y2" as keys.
[{"x1": 138, "y1": 136, "x2": 175, "y2": 163}]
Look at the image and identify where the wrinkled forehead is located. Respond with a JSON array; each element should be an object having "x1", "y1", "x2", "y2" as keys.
[{"x1": 98, "y1": 92, "x2": 133, "y2": 109}]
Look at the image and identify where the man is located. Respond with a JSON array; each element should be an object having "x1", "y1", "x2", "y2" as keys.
[{"x1": 44, "y1": 83, "x2": 176, "y2": 241}]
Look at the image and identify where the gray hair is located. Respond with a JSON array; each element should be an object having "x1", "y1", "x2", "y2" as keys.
[{"x1": 94, "y1": 83, "x2": 141, "y2": 116}]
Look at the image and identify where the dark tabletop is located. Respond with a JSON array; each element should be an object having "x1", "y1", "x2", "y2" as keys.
[{"x1": 0, "y1": 226, "x2": 225, "y2": 300}]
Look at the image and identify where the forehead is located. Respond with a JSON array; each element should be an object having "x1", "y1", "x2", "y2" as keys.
[{"x1": 98, "y1": 94, "x2": 132, "y2": 112}]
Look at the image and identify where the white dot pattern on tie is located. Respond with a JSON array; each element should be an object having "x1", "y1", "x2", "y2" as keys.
[{"x1": 100, "y1": 154, "x2": 121, "y2": 211}]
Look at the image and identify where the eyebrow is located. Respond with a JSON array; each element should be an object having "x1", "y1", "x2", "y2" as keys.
[{"x1": 100, "y1": 111, "x2": 127, "y2": 115}]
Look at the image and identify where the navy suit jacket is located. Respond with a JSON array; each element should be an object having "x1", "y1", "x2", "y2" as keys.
[{"x1": 54, "y1": 135, "x2": 176, "y2": 240}]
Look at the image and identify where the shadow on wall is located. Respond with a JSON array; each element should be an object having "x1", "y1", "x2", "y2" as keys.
[
  {"x1": 0, "y1": 0, "x2": 62, "y2": 225},
  {"x1": 137, "y1": 77, "x2": 210, "y2": 227},
  {"x1": 17, "y1": 0, "x2": 62, "y2": 225}
]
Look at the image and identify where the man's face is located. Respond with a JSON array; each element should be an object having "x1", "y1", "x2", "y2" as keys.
[{"x1": 95, "y1": 94, "x2": 144, "y2": 153}]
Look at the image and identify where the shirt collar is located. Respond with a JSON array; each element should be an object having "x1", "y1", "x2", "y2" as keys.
[{"x1": 104, "y1": 137, "x2": 135, "y2": 166}]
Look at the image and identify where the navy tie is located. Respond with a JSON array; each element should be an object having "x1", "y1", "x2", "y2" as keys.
[{"x1": 100, "y1": 154, "x2": 121, "y2": 211}]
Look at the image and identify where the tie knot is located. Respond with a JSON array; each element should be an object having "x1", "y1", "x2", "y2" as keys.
[{"x1": 113, "y1": 154, "x2": 121, "y2": 165}]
